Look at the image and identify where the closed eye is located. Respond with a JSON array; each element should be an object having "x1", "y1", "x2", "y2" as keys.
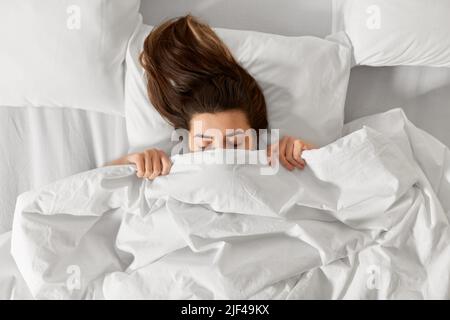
[
  {"x1": 226, "y1": 134, "x2": 245, "y2": 149},
  {"x1": 195, "y1": 137, "x2": 213, "y2": 151}
]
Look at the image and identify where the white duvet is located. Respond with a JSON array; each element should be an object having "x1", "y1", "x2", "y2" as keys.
[{"x1": 5, "y1": 109, "x2": 450, "y2": 299}]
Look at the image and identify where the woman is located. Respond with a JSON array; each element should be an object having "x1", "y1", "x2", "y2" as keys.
[{"x1": 111, "y1": 15, "x2": 315, "y2": 179}]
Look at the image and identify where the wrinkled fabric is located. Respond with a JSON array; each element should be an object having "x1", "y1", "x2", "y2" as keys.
[{"x1": 8, "y1": 108, "x2": 450, "y2": 299}]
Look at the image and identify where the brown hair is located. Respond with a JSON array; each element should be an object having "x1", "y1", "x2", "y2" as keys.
[{"x1": 139, "y1": 15, "x2": 268, "y2": 131}]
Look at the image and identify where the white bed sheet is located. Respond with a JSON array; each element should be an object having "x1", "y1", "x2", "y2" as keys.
[
  {"x1": 0, "y1": 231, "x2": 31, "y2": 299},
  {"x1": 0, "y1": 106, "x2": 128, "y2": 233},
  {"x1": 344, "y1": 66, "x2": 450, "y2": 148}
]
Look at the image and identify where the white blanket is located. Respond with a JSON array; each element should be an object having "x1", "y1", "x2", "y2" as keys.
[{"x1": 7, "y1": 109, "x2": 450, "y2": 299}]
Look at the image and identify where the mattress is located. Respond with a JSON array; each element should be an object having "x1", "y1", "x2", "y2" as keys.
[{"x1": 0, "y1": 106, "x2": 128, "y2": 233}]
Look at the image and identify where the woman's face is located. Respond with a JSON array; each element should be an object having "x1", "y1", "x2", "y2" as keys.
[{"x1": 188, "y1": 110, "x2": 255, "y2": 152}]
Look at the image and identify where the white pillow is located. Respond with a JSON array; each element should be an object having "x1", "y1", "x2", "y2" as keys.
[
  {"x1": 125, "y1": 23, "x2": 352, "y2": 153},
  {"x1": 332, "y1": 0, "x2": 450, "y2": 67},
  {"x1": 0, "y1": 0, "x2": 141, "y2": 115}
]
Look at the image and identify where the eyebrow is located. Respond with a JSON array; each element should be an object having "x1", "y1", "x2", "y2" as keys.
[
  {"x1": 225, "y1": 131, "x2": 244, "y2": 137},
  {"x1": 194, "y1": 131, "x2": 245, "y2": 139},
  {"x1": 194, "y1": 134, "x2": 213, "y2": 139}
]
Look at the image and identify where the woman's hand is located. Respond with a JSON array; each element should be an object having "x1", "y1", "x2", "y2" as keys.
[
  {"x1": 267, "y1": 136, "x2": 316, "y2": 171},
  {"x1": 109, "y1": 149, "x2": 172, "y2": 179}
]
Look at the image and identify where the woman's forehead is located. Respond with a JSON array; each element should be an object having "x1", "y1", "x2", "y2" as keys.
[{"x1": 190, "y1": 110, "x2": 251, "y2": 133}]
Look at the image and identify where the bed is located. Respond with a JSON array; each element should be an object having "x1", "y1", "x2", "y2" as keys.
[{"x1": 0, "y1": 0, "x2": 449, "y2": 300}]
